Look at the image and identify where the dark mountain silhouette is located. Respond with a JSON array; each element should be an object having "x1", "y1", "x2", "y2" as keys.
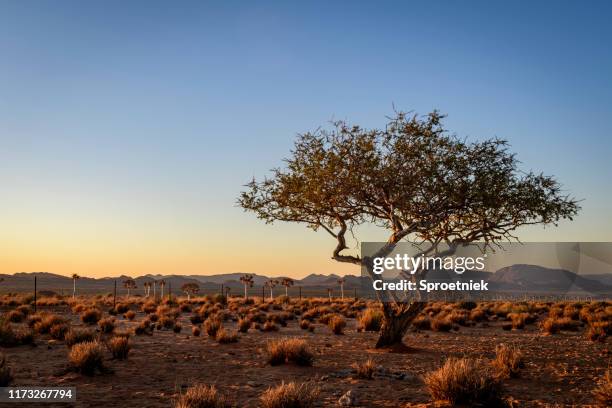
[{"x1": 1, "y1": 265, "x2": 611, "y2": 295}]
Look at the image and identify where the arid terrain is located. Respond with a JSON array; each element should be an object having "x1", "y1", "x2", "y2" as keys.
[{"x1": 0, "y1": 294, "x2": 611, "y2": 407}]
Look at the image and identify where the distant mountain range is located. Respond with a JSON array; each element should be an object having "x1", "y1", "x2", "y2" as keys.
[{"x1": 2, "y1": 265, "x2": 612, "y2": 296}]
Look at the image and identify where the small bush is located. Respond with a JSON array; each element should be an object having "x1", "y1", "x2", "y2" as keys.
[
  {"x1": 238, "y1": 318, "x2": 250, "y2": 333},
  {"x1": 0, "y1": 353, "x2": 13, "y2": 386},
  {"x1": 192, "y1": 326, "x2": 201, "y2": 336},
  {"x1": 34, "y1": 314, "x2": 65, "y2": 334},
  {"x1": 508, "y1": 313, "x2": 528, "y2": 329},
  {"x1": 174, "y1": 384, "x2": 232, "y2": 408},
  {"x1": 173, "y1": 323, "x2": 183, "y2": 334},
  {"x1": 412, "y1": 315, "x2": 431, "y2": 330},
  {"x1": 50, "y1": 323, "x2": 70, "y2": 340},
  {"x1": 98, "y1": 317, "x2": 116, "y2": 334},
  {"x1": 68, "y1": 341, "x2": 105, "y2": 375},
  {"x1": 204, "y1": 318, "x2": 222, "y2": 337},
  {"x1": 259, "y1": 382, "x2": 319, "y2": 408},
  {"x1": 115, "y1": 303, "x2": 130, "y2": 314},
  {"x1": 267, "y1": 338, "x2": 313, "y2": 366},
  {"x1": 80, "y1": 309, "x2": 102, "y2": 325},
  {"x1": 424, "y1": 357, "x2": 502, "y2": 406},
  {"x1": 65, "y1": 329, "x2": 96, "y2": 348},
  {"x1": 359, "y1": 308, "x2": 384, "y2": 332},
  {"x1": 594, "y1": 370, "x2": 612, "y2": 407},
  {"x1": 353, "y1": 358, "x2": 376, "y2": 379},
  {"x1": 299, "y1": 319, "x2": 310, "y2": 330},
  {"x1": 124, "y1": 310, "x2": 136, "y2": 321},
  {"x1": 0, "y1": 319, "x2": 19, "y2": 347},
  {"x1": 7, "y1": 310, "x2": 25, "y2": 323},
  {"x1": 216, "y1": 328, "x2": 238, "y2": 344},
  {"x1": 108, "y1": 336, "x2": 130, "y2": 360},
  {"x1": 263, "y1": 321, "x2": 278, "y2": 332},
  {"x1": 431, "y1": 315, "x2": 452, "y2": 332},
  {"x1": 492, "y1": 344, "x2": 524, "y2": 378},
  {"x1": 328, "y1": 315, "x2": 346, "y2": 335}
]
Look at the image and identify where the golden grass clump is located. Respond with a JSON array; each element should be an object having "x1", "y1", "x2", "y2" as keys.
[
  {"x1": 0, "y1": 353, "x2": 13, "y2": 386},
  {"x1": 266, "y1": 338, "x2": 313, "y2": 366},
  {"x1": 192, "y1": 326, "x2": 201, "y2": 336},
  {"x1": 353, "y1": 358, "x2": 376, "y2": 379},
  {"x1": 593, "y1": 370, "x2": 612, "y2": 407},
  {"x1": 492, "y1": 343, "x2": 524, "y2": 378},
  {"x1": 34, "y1": 314, "x2": 65, "y2": 334},
  {"x1": 107, "y1": 336, "x2": 130, "y2": 360},
  {"x1": 430, "y1": 315, "x2": 452, "y2": 332},
  {"x1": 68, "y1": 341, "x2": 105, "y2": 375},
  {"x1": 215, "y1": 328, "x2": 238, "y2": 344},
  {"x1": 80, "y1": 308, "x2": 102, "y2": 325},
  {"x1": 174, "y1": 384, "x2": 233, "y2": 408},
  {"x1": 124, "y1": 310, "x2": 136, "y2": 321},
  {"x1": 259, "y1": 382, "x2": 319, "y2": 408},
  {"x1": 424, "y1": 357, "x2": 502, "y2": 406},
  {"x1": 204, "y1": 317, "x2": 222, "y2": 337},
  {"x1": 262, "y1": 321, "x2": 278, "y2": 332},
  {"x1": 49, "y1": 323, "x2": 70, "y2": 340},
  {"x1": 238, "y1": 318, "x2": 250, "y2": 333},
  {"x1": 6, "y1": 310, "x2": 25, "y2": 323},
  {"x1": 358, "y1": 308, "x2": 383, "y2": 332},
  {"x1": 65, "y1": 328, "x2": 96, "y2": 348},
  {"x1": 98, "y1": 317, "x2": 116, "y2": 334},
  {"x1": 328, "y1": 315, "x2": 346, "y2": 335}
]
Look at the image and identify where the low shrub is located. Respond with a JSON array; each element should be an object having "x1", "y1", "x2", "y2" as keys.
[
  {"x1": 173, "y1": 323, "x2": 183, "y2": 333},
  {"x1": 98, "y1": 317, "x2": 116, "y2": 334},
  {"x1": 353, "y1": 358, "x2": 376, "y2": 379},
  {"x1": 492, "y1": 344, "x2": 524, "y2": 378},
  {"x1": 424, "y1": 357, "x2": 502, "y2": 406},
  {"x1": 216, "y1": 328, "x2": 238, "y2": 344},
  {"x1": 65, "y1": 329, "x2": 96, "y2": 348},
  {"x1": 204, "y1": 318, "x2": 222, "y2": 337},
  {"x1": 124, "y1": 310, "x2": 136, "y2": 321},
  {"x1": 431, "y1": 315, "x2": 452, "y2": 332},
  {"x1": 68, "y1": 341, "x2": 105, "y2": 375},
  {"x1": 50, "y1": 323, "x2": 70, "y2": 340},
  {"x1": 6, "y1": 310, "x2": 25, "y2": 323},
  {"x1": 238, "y1": 318, "x2": 250, "y2": 333},
  {"x1": 328, "y1": 315, "x2": 346, "y2": 335},
  {"x1": 192, "y1": 326, "x2": 201, "y2": 336},
  {"x1": 80, "y1": 309, "x2": 102, "y2": 325},
  {"x1": 259, "y1": 382, "x2": 319, "y2": 408},
  {"x1": 262, "y1": 321, "x2": 278, "y2": 332},
  {"x1": 174, "y1": 384, "x2": 233, "y2": 408},
  {"x1": 266, "y1": 338, "x2": 313, "y2": 366},
  {"x1": 107, "y1": 336, "x2": 130, "y2": 360},
  {"x1": 594, "y1": 370, "x2": 612, "y2": 407}
]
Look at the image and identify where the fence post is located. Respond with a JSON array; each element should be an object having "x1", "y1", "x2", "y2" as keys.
[
  {"x1": 34, "y1": 276, "x2": 37, "y2": 313},
  {"x1": 262, "y1": 286, "x2": 265, "y2": 302},
  {"x1": 113, "y1": 280, "x2": 117, "y2": 311}
]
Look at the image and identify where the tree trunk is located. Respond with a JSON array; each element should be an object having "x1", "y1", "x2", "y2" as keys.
[
  {"x1": 375, "y1": 301, "x2": 426, "y2": 348},
  {"x1": 244, "y1": 285, "x2": 248, "y2": 299}
]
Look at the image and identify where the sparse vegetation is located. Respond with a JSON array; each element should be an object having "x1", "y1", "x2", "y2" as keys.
[
  {"x1": 107, "y1": 336, "x2": 130, "y2": 360},
  {"x1": 259, "y1": 382, "x2": 319, "y2": 408},
  {"x1": 174, "y1": 384, "x2": 233, "y2": 408},
  {"x1": 267, "y1": 338, "x2": 313, "y2": 366},
  {"x1": 68, "y1": 341, "x2": 105, "y2": 375},
  {"x1": 353, "y1": 358, "x2": 376, "y2": 379},
  {"x1": 492, "y1": 343, "x2": 524, "y2": 378}
]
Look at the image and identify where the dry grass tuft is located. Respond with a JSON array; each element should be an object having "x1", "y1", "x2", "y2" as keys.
[
  {"x1": 424, "y1": 357, "x2": 502, "y2": 406},
  {"x1": 353, "y1": 358, "x2": 376, "y2": 379},
  {"x1": 266, "y1": 338, "x2": 313, "y2": 366},
  {"x1": 328, "y1": 315, "x2": 346, "y2": 335},
  {"x1": 215, "y1": 328, "x2": 238, "y2": 344},
  {"x1": 174, "y1": 384, "x2": 233, "y2": 408},
  {"x1": 492, "y1": 343, "x2": 524, "y2": 378},
  {"x1": 50, "y1": 323, "x2": 70, "y2": 340},
  {"x1": 107, "y1": 336, "x2": 130, "y2": 360},
  {"x1": 124, "y1": 310, "x2": 136, "y2": 321},
  {"x1": 204, "y1": 318, "x2": 222, "y2": 337},
  {"x1": 68, "y1": 341, "x2": 105, "y2": 375},
  {"x1": 238, "y1": 318, "x2": 250, "y2": 333},
  {"x1": 259, "y1": 382, "x2": 319, "y2": 408},
  {"x1": 65, "y1": 328, "x2": 96, "y2": 348},
  {"x1": 358, "y1": 308, "x2": 383, "y2": 332},
  {"x1": 192, "y1": 326, "x2": 201, "y2": 336},
  {"x1": 80, "y1": 308, "x2": 102, "y2": 325},
  {"x1": 98, "y1": 317, "x2": 115, "y2": 334},
  {"x1": 594, "y1": 370, "x2": 612, "y2": 407}
]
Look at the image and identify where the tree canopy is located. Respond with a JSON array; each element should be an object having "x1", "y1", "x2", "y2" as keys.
[{"x1": 239, "y1": 111, "x2": 579, "y2": 264}]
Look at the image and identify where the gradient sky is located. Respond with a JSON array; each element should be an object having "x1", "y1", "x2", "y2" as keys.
[{"x1": 1, "y1": 1, "x2": 611, "y2": 278}]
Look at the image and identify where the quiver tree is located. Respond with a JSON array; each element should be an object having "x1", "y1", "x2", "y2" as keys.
[
  {"x1": 181, "y1": 282, "x2": 200, "y2": 301},
  {"x1": 281, "y1": 278, "x2": 294, "y2": 297},
  {"x1": 337, "y1": 277, "x2": 346, "y2": 299},
  {"x1": 239, "y1": 110, "x2": 579, "y2": 348},
  {"x1": 123, "y1": 279, "x2": 137, "y2": 298},
  {"x1": 265, "y1": 279, "x2": 278, "y2": 300},
  {"x1": 159, "y1": 280, "x2": 166, "y2": 298},
  {"x1": 240, "y1": 274, "x2": 254, "y2": 300},
  {"x1": 71, "y1": 274, "x2": 80, "y2": 299}
]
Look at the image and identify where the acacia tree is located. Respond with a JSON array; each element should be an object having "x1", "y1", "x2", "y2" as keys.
[
  {"x1": 240, "y1": 274, "x2": 254, "y2": 299},
  {"x1": 281, "y1": 278, "x2": 294, "y2": 297},
  {"x1": 239, "y1": 110, "x2": 579, "y2": 348},
  {"x1": 181, "y1": 282, "x2": 200, "y2": 301}
]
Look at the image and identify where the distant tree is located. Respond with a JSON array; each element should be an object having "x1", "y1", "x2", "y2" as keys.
[
  {"x1": 143, "y1": 282, "x2": 150, "y2": 297},
  {"x1": 239, "y1": 274, "x2": 254, "y2": 300},
  {"x1": 337, "y1": 277, "x2": 346, "y2": 300},
  {"x1": 265, "y1": 279, "x2": 278, "y2": 300},
  {"x1": 281, "y1": 278, "x2": 294, "y2": 297},
  {"x1": 181, "y1": 283, "x2": 200, "y2": 301},
  {"x1": 152, "y1": 280, "x2": 157, "y2": 299},
  {"x1": 71, "y1": 274, "x2": 80, "y2": 299},
  {"x1": 327, "y1": 288, "x2": 333, "y2": 302},
  {"x1": 123, "y1": 279, "x2": 137, "y2": 298},
  {"x1": 239, "y1": 110, "x2": 580, "y2": 348},
  {"x1": 159, "y1": 280, "x2": 166, "y2": 298}
]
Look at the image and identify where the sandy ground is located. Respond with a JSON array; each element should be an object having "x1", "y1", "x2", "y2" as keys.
[{"x1": 1, "y1": 306, "x2": 609, "y2": 407}]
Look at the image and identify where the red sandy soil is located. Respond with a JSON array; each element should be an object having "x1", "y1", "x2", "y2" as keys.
[{"x1": 2, "y1": 307, "x2": 609, "y2": 407}]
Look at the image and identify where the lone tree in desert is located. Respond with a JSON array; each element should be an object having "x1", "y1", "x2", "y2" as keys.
[
  {"x1": 71, "y1": 274, "x2": 80, "y2": 299},
  {"x1": 181, "y1": 282, "x2": 200, "y2": 301},
  {"x1": 281, "y1": 278, "x2": 294, "y2": 297},
  {"x1": 240, "y1": 274, "x2": 254, "y2": 300},
  {"x1": 239, "y1": 110, "x2": 579, "y2": 348},
  {"x1": 123, "y1": 279, "x2": 137, "y2": 298},
  {"x1": 265, "y1": 279, "x2": 278, "y2": 300},
  {"x1": 338, "y1": 277, "x2": 346, "y2": 300}
]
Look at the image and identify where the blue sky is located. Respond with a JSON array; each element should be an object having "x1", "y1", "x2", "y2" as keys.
[{"x1": 1, "y1": 1, "x2": 611, "y2": 277}]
